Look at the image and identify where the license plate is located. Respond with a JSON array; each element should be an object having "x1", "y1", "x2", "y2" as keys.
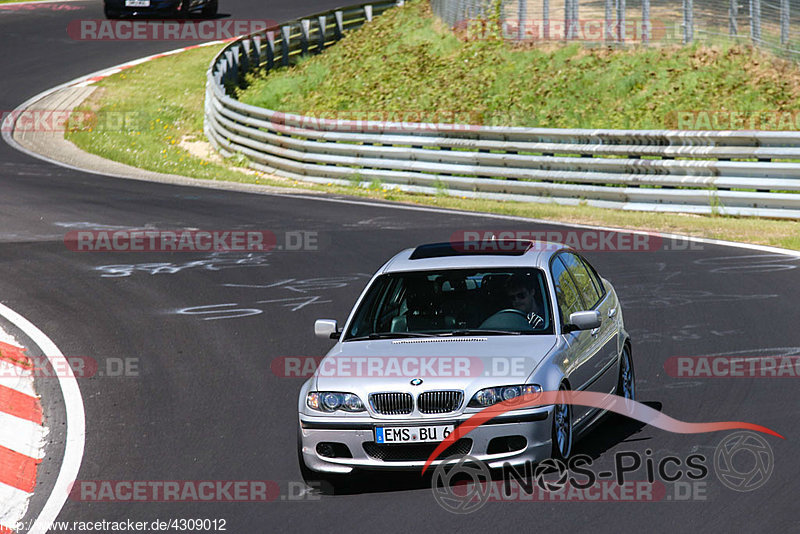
[
  {"x1": 125, "y1": 0, "x2": 150, "y2": 6},
  {"x1": 375, "y1": 425, "x2": 454, "y2": 444}
]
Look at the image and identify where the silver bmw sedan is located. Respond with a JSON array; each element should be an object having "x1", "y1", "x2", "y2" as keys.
[{"x1": 298, "y1": 239, "x2": 634, "y2": 490}]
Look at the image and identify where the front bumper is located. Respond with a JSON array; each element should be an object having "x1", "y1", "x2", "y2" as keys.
[{"x1": 299, "y1": 407, "x2": 554, "y2": 474}]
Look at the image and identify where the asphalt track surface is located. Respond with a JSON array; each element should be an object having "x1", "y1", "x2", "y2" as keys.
[{"x1": 1, "y1": 1, "x2": 799, "y2": 532}]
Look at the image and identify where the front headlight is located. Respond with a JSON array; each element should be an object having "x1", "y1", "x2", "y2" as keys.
[
  {"x1": 306, "y1": 391, "x2": 366, "y2": 413},
  {"x1": 468, "y1": 384, "x2": 542, "y2": 408}
]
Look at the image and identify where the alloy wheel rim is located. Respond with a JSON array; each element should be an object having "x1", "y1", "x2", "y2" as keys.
[
  {"x1": 554, "y1": 392, "x2": 571, "y2": 457},
  {"x1": 622, "y1": 350, "x2": 634, "y2": 400}
]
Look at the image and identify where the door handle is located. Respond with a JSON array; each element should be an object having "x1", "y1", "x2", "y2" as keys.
[{"x1": 608, "y1": 307, "x2": 617, "y2": 318}]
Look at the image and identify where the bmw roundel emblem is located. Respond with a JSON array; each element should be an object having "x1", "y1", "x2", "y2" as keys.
[{"x1": 410, "y1": 378, "x2": 423, "y2": 386}]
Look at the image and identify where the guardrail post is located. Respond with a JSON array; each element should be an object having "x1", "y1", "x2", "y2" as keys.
[
  {"x1": 334, "y1": 10, "x2": 344, "y2": 40},
  {"x1": 364, "y1": 4, "x2": 373, "y2": 22},
  {"x1": 240, "y1": 39, "x2": 251, "y2": 76},
  {"x1": 642, "y1": 0, "x2": 650, "y2": 44},
  {"x1": 317, "y1": 15, "x2": 327, "y2": 50},
  {"x1": 750, "y1": 0, "x2": 761, "y2": 43},
  {"x1": 543, "y1": 0, "x2": 550, "y2": 39},
  {"x1": 281, "y1": 25, "x2": 291, "y2": 66},
  {"x1": 251, "y1": 35, "x2": 262, "y2": 68},
  {"x1": 605, "y1": 0, "x2": 613, "y2": 41},
  {"x1": 682, "y1": 0, "x2": 693, "y2": 43},
  {"x1": 729, "y1": 0, "x2": 738, "y2": 35},
  {"x1": 780, "y1": 0, "x2": 789, "y2": 45},
  {"x1": 266, "y1": 31, "x2": 275, "y2": 70},
  {"x1": 300, "y1": 19, "x2": 310, "y2": 55}
]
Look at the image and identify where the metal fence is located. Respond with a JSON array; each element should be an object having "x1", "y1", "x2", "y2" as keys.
[
  {"x1": 204, "y1": 2, "x2": 800, "y2": 218},
  {"x1": 431, "y1": 0, "x2": 800, "y2": 58}
]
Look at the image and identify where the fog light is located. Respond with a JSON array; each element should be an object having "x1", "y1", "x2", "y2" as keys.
[{"x1": 317, "y1": 443, "x2": 336, "y2": 458}]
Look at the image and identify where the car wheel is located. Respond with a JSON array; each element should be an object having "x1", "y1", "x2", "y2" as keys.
[
  {"x1": 616, "y1": 345, "x2": 635, "y2": 401},
  {"x1": 551, "y1": 383, "x2": 573, "y2": 461},
  {"x1": 201, "y1": 0, "x2": 218, "y2": 18},
  {"x1": 297, "y1": 427, "x2": 351, "y2": 495}
]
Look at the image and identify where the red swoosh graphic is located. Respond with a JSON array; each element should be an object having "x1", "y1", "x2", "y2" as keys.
[{"x1": 421, "y1": 390, "x2": 784, "y2": 474}]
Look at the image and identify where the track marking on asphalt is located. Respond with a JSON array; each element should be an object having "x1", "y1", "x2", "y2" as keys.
[
  {"x1": 0, "y1": 337, "x2": 45, "y2": 532},
  {"x1": 0, "y1": 304, "x2": 84, "y2": 534},
  {"x1": 0, "y1": 361, "x2": 36, "y2": 398},
  {"x1": 0, "y1": 445, "x2": 40, "y2": 492},
  {"x1": 0, "y1": 387, "x2": 43, "y2": 425}
]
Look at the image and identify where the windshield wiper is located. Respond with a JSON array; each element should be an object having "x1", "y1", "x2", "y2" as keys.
[
  {"x1": 440, "y1": 329, "x2": 523, "y2": 336},
  {"x1": 346, "y1": 332, "x2": 438, "y2": 341}
]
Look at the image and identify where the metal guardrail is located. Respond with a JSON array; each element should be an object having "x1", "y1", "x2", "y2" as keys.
[{"x1": 204, "y1": 1, "x2": 800, "y2": 218}]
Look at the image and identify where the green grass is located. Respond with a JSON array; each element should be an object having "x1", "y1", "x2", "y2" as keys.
[
  {"x1": 239, "y1": 1, "x2": 800, "y2": 130},
  {"x1": 67, "y1": 45, "x2": 282, "y2": 186},
  {"x1": 65, "y1": 4, "x2": 800, "y2": 250}
]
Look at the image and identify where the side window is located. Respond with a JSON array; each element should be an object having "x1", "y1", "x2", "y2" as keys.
[
  {"x1": 551, "y1": 257, "x2": 585, "y2": 324},
  {"x1": 580, "y1": 256, "x2": 606, "y2": 299},
  {"x1": 560, "y1": 253, "x2": 602, "y2": 309}
]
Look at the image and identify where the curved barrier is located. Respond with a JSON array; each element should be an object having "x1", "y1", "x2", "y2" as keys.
[{"x1": 204, "y1": 2, "x2": 800, "y2": 218}]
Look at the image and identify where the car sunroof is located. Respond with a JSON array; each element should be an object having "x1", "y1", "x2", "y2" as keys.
[{"x1": 409, "y1": 240, "x2": 533, "y2": 259}]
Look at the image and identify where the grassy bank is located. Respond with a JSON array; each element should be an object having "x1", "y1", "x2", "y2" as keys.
[
  {"x1": 239, "y1": 1, "x2": 800, "y2": 130},
  {"x1": 65, "y1": 5, "x2": 800, "y2": 250}
]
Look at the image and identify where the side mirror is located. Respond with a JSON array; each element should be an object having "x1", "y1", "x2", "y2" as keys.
[
  {"x1": 315, "y1": 319, "x2": 340, "y2": 340},
  {"x1": 564, "y1": 310, "x2": 601, "y2": 333}
]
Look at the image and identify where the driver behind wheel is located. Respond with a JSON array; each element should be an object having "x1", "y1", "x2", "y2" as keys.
[{"x1": 504, "y1": 274, "x2": 545, "y2": 329}]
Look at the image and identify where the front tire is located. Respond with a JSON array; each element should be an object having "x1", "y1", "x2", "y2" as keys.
[
  {"x1": 551, "y1": 383, "x2": 573, "y2": 461},
  {"x1": 617, "y1": 345, "x2": 635, "y2": 401}
]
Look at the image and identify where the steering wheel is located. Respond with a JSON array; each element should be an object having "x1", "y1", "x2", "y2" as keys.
[
  {"x1": 479, "y1": 308, "x2": 534, "y2": 330},
  {"x1": 496, "y1": 309, "x2": 545, "y2": 329},
  {"x1": 495, "y1": 308, "x2": 529, "y2": 318}
]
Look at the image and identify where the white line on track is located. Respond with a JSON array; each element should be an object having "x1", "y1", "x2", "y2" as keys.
[{"x1": 0, "y1": 303, "x2": 85, "y2": 534}]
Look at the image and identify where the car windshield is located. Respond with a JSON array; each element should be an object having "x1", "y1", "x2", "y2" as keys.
[{"x1": 343, "y1": 268, "x2": 553, "y2": 340}]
